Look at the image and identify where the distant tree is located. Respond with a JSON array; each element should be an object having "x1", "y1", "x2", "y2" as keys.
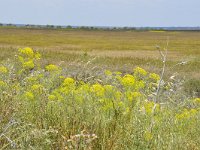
[
  {"x1": 46, "y1": 25, "x2": 55, "y2": 28},
  {"x1": 25, "y1": 24, "x2": 31, "y2": 28},
  {"x1": 37, "y1": 25, "x2": 43, "y2": 29},
  {"x1": 66, "y1": 25, "x2": 72, "y2": 29},
  {"x1": 123, "y1": 27, "x2": 128, "y2": 30},
  {"x1": 130, "y1": 27, "x2": 136, "y2": 30},
  {"x1": 57, "y1": 26, "x2": 62, "y2": 29},
  {"x1": 80, "y1": 26, "x2": 86, "y2": 30},
  {"x1": 7, "y1": 23, "x2": 13, "y2": 26}
]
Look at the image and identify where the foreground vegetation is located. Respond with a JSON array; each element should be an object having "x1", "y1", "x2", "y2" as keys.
[{"x1": 0, "y1": 48, "x2": 200, "y2": 149}]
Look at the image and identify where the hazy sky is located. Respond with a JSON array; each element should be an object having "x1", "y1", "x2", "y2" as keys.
[{"x1": 0, "y1": 0, "x2": 199, "y2": 27}]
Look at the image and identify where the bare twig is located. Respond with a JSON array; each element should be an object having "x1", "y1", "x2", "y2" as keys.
[
  {"x1": 149, "y1": 38, "x2": 169, "y2": 132},
  {"x1": 154, "y1": 37, "x2": 169, "y2": 103}
]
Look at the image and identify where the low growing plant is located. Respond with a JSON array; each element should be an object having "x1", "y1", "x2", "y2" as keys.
[{"x1": 0, "y1": 48, "x2": 199, "y2": 149}]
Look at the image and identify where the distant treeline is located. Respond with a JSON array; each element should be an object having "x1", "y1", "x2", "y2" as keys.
[{"x1": 0, "y1": 23, "x2": 200, "y2": 31}]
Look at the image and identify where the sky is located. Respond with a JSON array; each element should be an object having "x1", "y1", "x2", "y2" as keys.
[{"x1": 0, "y1": 0, "x2": 200, "y2": 27}]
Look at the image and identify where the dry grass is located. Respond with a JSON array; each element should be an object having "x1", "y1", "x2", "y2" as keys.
[
  {"x1": 0, "y1": 28, "x2": 199, "y2": 79},
  {"x1": 0, "y1": 28, "x2": 200, "y2": 52}
]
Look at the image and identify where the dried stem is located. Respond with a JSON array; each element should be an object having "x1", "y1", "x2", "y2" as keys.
[{"x1": 154, "y1": 38, "x2": 169, "y2": 103}]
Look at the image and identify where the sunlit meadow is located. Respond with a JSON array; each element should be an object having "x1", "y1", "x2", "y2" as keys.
[{"x1": 0, "y1": 47, "x2": 200, "y2": 149}]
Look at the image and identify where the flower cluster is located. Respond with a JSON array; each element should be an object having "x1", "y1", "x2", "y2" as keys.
[
  {"x1": 176, "y1": 109, "x2": 198, "y2": 120},
  {"x1": 45, "y1": 64, "x2": 60, "y2": 72},
  {"x1": 0, "y1": 66, "x2": 8, "y2": 74},
  {"x1": 18, "y1": 47, "x2": 41, "y2": 70}
]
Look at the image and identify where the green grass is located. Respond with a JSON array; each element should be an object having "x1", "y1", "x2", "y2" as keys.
[{"x1": 0, "y1": 48, "x2": 200, "y2": 149}]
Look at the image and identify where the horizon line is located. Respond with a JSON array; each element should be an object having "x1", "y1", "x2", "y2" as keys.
[{"x1": 1, "y1": 22, "x2": 200, "y2": 29}]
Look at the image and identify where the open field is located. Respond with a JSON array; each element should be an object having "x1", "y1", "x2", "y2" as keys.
[
  {"x1": 0, "y1": 28, "x2": 200, "y2": 149},
  {"x1": 0, "y1": 28, "x2": 200, "y2": 80}
]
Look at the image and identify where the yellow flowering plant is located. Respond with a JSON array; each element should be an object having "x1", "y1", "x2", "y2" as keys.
[
  {"x1": 45, "y1": 64, "x2": 60, "y2": 72},
  {"x1": 0, "y1": 66, "x2": 8, "y2": 74},
  {"x1": 1, "y1": 47, "x2": 199, "y2": 149}
]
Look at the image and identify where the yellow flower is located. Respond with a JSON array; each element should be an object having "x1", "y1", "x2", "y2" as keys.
[
  {"x1": 78, "y1": 84, "x2": 90, "y2": 93},
  {"x1": 124, "y1": 107, "x2": 130, "y2": 114},
  {"x1": 134, "y1": 67, "x2": 147, "y2": 76},
  {"x1": 19, "y1": 47, "x2": 34, "y2": 58},
  {"x1": 91, "y1": 83, "x2": 105, "y2": 97},
  {"x1": 118, "y1": 101, "x2": 124, "y2": 107},
  {"x1": 115, "y1": 91, "x2": 122, "y2": 100},
  {"x1": 104, "y1": 70, "x2": 112, "y2": 76},
  {"x1": 126, "y1": 91, "x2": 141, "y2": 102},
  {"x1": 63, "y1": 78, "x2": 75, "y2": 87},
  {"x1": 121, "y1": 74, "x2": 135, "y2": 88},
  {"x1": 176, "y1": 109, "x2": 198, "y2": 120},
  {"x1": 144, "y1": 131, "x2": 153, "y2": 141},
  {"x1": 193, "y1": 98, "x2": 200, "y2": 105},
  {"x1": 114, "y1": 71, "x2": 122, "y2": 75},
  {"x1": 45, "y1": 64, "x2": 59, "y2": 71},
  {"x1": 18, "y1": 47, "x2": 41, "y2": 60},
  {"x1": 35, "y1": 52, "x2": 41, "y2": 60},
  {"x1": 104, "y1": 85, "x2": 114, "y2": 92},
  {"x1": 31, "y1": 84, "x2": 44, "y2": 92},
  {"x1": 190, "y1": 109, "x2": 198, "y2": 115},
  {"x1": 135, "y1": 80, "x2": 145, "y2": 90},
  {"x1": 0, "y1": 80, "x2": 7, "y2": 87},
  {"x1": 59, "y1": 76, "x2": 65, "y2": 79},
  {"x1": 24, "y1": 92, "x2": 34, "y2": 100},
  {"x1": 132, "y1": 92, "x2": 142, "y2": 98},
  {"x1": 0, "y1": 66, "x2": 8, "y2": 74},
  {"x1": 144, "y1": 101, "x2": 160, "y2": 115},
  {"x1": 51, "y1": 91, "x2": 64, "y2": 101},
  {"x1": 149, "y1": 73, "x2": 160, "y2": 81},
  {"x1": 48, "y1": 95, "x2": 56, "y2": 101},
  {"x1": 18, "y1": 56, "x2": 24, "y2": 63},
  {"x1": 23, "y1": 60, "x2": 35, "y2": 69}
]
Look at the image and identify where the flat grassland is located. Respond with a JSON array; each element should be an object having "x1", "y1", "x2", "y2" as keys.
[
  {"x1": 0, "y1": 28, "x2": 200, "y2": 79},
  {"x1": 1, "y1": 28, "x2": 200, "y2": 149}
]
